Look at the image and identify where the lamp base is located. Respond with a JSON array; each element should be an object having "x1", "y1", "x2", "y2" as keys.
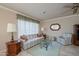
[{"x1": 11, "y1": 32, "x2": 14, "y2": 42}]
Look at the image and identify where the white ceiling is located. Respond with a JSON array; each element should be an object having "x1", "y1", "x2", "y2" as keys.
[{"x1": 0, "y1": 3, "x2": 73, "y2": 21}]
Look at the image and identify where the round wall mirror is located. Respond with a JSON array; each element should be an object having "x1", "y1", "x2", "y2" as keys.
[{"x1": 50, "y1": 23, "x2": 61, "y2": 31}]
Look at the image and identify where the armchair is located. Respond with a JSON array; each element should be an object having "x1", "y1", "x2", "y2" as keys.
[{"x1": 56, "y1": 33, "x2": 72, "y2": 45}]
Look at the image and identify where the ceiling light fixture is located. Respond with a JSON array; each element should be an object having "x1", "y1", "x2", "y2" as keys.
[{"x1": 43, "y1": 11, "x2": 46, "y2": 14}]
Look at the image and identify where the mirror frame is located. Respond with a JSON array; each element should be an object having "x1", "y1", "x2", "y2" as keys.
[{"x1": 50, "y1": 23, "x2": 61, "y2": 31}]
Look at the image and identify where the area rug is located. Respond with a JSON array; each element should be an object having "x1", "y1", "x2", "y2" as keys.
[{"x1": 26, "y1": 41, "x2": 62, "y2": 56}]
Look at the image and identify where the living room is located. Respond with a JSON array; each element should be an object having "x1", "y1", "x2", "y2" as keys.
[{"x1": 0, "y1": 3, "x2": 79, "y2": 56}]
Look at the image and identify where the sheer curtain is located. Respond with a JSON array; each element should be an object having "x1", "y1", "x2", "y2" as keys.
[{"x1": 17, "y1": 14, "x2": 40, "y2": 37}]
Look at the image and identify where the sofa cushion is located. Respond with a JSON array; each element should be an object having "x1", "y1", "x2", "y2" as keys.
[
  {"x1": 20, "y1": 35, "x2": 28, "y2": 41},
  {"x1": 37, "y1": 34, "x2": 42, "y2": 37},
  {"x1": 22, "y1": 37, "x2": 43, "y2": 44},
  {"x1": 27, "y1": 34, "x2": 37, "y2": 40},
  {"x1": 62, "y1": 33, "x2": 72, "y2": 38}
]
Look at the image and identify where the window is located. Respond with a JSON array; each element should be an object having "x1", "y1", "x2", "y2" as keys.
[{"x1": 17, "y1": 14, "x2": 39, "y2": 37}]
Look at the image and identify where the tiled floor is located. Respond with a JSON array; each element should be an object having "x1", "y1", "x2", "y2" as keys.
[
  {"x1": 60, "y1": 45, "x2": 79, "y2": 56},
  {"x1": 18, "y1": 45, "x2": 79, "y2": 56},
  {"x1": 18, "y1": 50, "x2": 32, "y2": 56},
  {"x1": 0, "y1": 44, "x2": 79, "y2": 56}
]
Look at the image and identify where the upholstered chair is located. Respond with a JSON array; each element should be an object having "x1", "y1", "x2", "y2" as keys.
[{"x1": 56, "y1": 33, "x2": 72, "y2": 45}]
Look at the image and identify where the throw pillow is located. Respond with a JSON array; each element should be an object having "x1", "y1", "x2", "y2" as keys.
[{"x1": 20, "y1": 35, "x2": 28, "y2": 41}]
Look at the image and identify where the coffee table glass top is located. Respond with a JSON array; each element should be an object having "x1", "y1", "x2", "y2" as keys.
[{"x1": 40, "y1": 38, "x2": 51, "y2": 50}]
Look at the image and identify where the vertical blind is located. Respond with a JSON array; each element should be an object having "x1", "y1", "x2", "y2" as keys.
[{"x1": 17, "y1": 14, "x2": 40, "y2": 37}]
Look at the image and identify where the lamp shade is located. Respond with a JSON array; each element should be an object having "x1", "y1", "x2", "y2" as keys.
[{"x1": 7, "y1": 23, "x2": 16, "y2": 32}]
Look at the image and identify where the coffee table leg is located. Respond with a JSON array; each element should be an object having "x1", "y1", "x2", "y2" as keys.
[{"x1": 46, "y1": 44, "x2": 48, "y2": 51}]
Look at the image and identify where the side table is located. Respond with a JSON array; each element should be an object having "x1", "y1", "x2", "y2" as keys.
[{"x1": 6, "y1": 41, "x2": 21, "y2": 56}]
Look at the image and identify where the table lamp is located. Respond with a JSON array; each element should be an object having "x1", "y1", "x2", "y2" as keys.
[{"x1": 7, "y1": 23, "x2": 16, "y2": 41}]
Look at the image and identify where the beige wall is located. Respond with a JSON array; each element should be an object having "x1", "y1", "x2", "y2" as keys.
[
  {"x1": 40, "y1": 15, "x2": 79, "y2": 37},
  {"x1": 0, "y1": 7, "x2": 17, "y2": 50}
]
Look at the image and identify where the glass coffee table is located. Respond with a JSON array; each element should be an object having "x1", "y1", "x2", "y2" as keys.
[{"x1": 40, "y1": 38, "x2": 50, "y2": 50}]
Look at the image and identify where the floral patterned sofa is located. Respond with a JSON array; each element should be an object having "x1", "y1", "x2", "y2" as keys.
[{"x1": 20, "y1": 34, "x2": 43, "y2": 50}]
